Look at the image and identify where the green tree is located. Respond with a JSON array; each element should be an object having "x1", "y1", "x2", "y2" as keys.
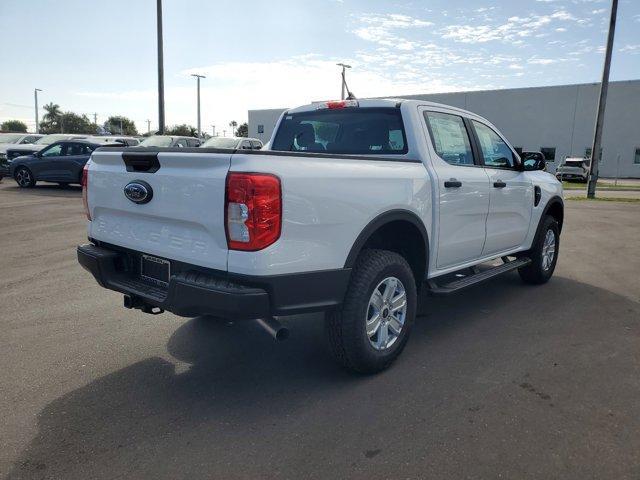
[
  {"x1": 104, "y1": 116, "x2": 138, "y2": 136},
  {"x1": 166, "y1": 124, "x2": 197, "y2": 136},
  {"x1": 58, "y1": 112, "x2": 96, "y2": 134},
  {"x1": 1, "y1": 120, "x2": 28, "y2": 132},
  {"x1": 236, "y1": 122, "x2": 248, "y2": 137},
  {"x1": 229, "y1": 120, "x2": 238, "y2": 136},
  {"x1": 42, "y1": 103, "x2": 61, "y2": 123},
  {"x1": 39, "y1": 103, "x2": 63, "y2": 133}
]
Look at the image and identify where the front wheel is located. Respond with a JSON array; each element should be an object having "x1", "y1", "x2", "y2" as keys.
[
  {"x1": 15, "y1": 167, "x2": 36, "y2": 188},
  {"x1": 519, "y1": 215, "x2": 559, "y2": 284},
  {"x1": 325, "y1": 249, "x2": 417, "y2": 374}
]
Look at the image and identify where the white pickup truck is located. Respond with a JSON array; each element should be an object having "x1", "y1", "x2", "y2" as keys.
[{"x1": 77, "y1": 99, "x2": 563, "y2": 373}]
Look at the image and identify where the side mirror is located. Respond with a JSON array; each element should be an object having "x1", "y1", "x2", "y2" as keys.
[{"x1": 523, "y1": 159, "x2": 546, "y2": 171}]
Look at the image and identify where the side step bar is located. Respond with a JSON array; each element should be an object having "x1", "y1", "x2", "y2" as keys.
[{"x1": 427, "y1": 257, "x2": 531, "y2": 296}]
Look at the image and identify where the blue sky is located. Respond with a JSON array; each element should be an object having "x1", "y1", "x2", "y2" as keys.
[{"x1": 1, "y1": 0, "x2": 639, "y2": 134}]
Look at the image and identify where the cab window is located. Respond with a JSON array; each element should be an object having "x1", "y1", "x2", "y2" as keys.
[
  {"x1": 472, "y1": 121, "x2": 518, "y2": 169},
  {"x1": 424, "y1": 112, "x2": 475, "y2": 166}
]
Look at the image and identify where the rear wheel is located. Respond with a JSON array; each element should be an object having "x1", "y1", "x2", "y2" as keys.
[
  {"x1": 325, "y1": 249, "x2": 417, "y2": 374},
  {"x1": 15, "y1": 167, "x2": 36, "y2": 188},
  {"x1": 519, "y1": 215, "x2": 559, "y2": 284}
]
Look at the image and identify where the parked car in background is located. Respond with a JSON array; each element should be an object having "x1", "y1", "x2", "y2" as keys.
[
  {"x1": 138, "y1": 135, "x2": 201, "y2": 148},
  {"x1": 556, "y1": 157, "x2": 590, "y2": 182},
  {"x1": 201, "y1": 136, "x2": 263, "y2": 150},
  {"x1": 9, "y1": 139, "x2": 100, "y2": 188},
  {"x1": 0, "y1": 134, "x2": 44, "y2": 180},
  {"x1": 5, "y1": 134, "x2": 88, "y2": 161},
  {"x1": 521, "y1": 151, "x2": 547, "y2": 172},
  {"x1": 87, "y1": 136, "x2": 140, "y2": 146}
]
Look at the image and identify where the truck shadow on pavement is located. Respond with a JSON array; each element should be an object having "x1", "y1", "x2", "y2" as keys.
[{"x1": 8, "y1": 275, "x2": 640, "y2": 479}]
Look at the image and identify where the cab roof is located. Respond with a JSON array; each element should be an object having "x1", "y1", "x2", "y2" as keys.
[{"x1": 286, "y1": 98, "x2": 479, "y2": 118}]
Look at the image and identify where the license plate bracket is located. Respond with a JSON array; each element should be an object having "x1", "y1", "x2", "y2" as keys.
[{"x1": 140, "y1": 254, "x2": 170, "y2": 286}]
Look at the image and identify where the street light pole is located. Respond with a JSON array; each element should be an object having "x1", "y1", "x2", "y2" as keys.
[
  {"x1": 336, "y1": 63, "x2": 351, "y2": 100},
  {"x1": 34, "y1": 88, "x2": 42, "y2": 133},
  {"x1": 156, "y1": 0, "x2": 165, "y2": 134},
  {"x1": 587, "y1": 0, "x2": 618, "y2": 199},
  {"x1": 191, "y1": 74, "x2": 206, "y2": 138}
]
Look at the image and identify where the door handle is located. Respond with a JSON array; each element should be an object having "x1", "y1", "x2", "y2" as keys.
[
  {"x1": 493, "y1": 180, "x2": 506, "y2": 188},
  {"x1": 444, "y1": 180, "x2": 462, "y2": 188}
]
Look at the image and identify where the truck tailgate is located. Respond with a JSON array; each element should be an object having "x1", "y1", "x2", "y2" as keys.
[{"x1": 87, "y1": 149, "x2": 231, "y2": 271}]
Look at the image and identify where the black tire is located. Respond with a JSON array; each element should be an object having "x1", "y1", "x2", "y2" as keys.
[
  {"x1": 14, "y1": 167, "x2": 36, "y2": 188},
  {"x1": 325, "y1": 249, "x2": 417, "y2": 374},
  {"x1": 518, "y1": 215, "x2": 560, "y2": 285}
]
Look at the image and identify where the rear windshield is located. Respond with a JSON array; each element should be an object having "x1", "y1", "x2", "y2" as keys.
[{"x1": 271, "y1": 107, "x2": 408, "y2": 155}]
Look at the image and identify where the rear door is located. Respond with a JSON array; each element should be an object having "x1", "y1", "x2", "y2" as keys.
[
  {"x1": 422, "y1": 109, "x2": 491, "y2": 269},
  {"x1": 470, "y1": 120, "x2": 533, "y2": 255},
  {"x1": 87, "y1": 149, "x2": 233, "y2": 270},
  {"x1": 57, "y1": 143, "x2": 93, "y2": 182}
]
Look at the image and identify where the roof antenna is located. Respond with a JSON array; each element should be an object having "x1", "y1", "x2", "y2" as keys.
[{"x1": 337, "y1": 63, "x2": 356, "y2": 100}]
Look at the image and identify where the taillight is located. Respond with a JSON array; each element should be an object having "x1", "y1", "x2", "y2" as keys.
[
  {"x1": 225, "y1": 172, "x2": 281, "y2": 251},
  {"x1": 82, "y1": 163, "x2": 91, "y2": 221}
]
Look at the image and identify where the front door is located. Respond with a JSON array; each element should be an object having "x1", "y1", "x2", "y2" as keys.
[
  {"x1": 422, "y1": 109, "x2": 491, "y2": 269},
  {"x1": 470, "y1": 120, "x2": 533, "y2": 255},
  {"x1": 33, "y1": 142, "x2": 67, "y2": 180}
]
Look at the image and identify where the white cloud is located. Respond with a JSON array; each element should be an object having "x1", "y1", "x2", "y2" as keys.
[
  {"x1": 352, "y1": 13, "x2": 433, "y2": 51},
  {"x1": 619, "y1": 44, "x2": 640, "y2": 53},
  {"x1": 440, "y1": 9, "x2": 588, "y2": 44},
  {"x1": 528, "y1": 57, "x2": 565, "y2": 65}
]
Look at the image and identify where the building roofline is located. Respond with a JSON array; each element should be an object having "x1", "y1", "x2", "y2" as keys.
[{"x1": 394, "y1": 79, "x2": 640, "y2": 98}]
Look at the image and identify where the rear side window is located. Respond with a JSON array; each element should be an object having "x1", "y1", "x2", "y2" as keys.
[
  {"x1": 424, "y1": 112, "x2": 475, "y2": 166},
  {"x1": 271, "y1": 107, "x2": 407, "y2": 155}
]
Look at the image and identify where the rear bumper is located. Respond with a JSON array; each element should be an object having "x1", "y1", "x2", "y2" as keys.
[{"x1": 77, "y1": 242, "x2": 351, "y2": 319}]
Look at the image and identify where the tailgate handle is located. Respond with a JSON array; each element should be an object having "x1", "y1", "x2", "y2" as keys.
[{"x1": 122, "y1": 153, "x2": 160, "y2": 173}]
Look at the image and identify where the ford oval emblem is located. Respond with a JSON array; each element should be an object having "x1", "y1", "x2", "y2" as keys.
[{"x1": 124, "y1": 181, "x2": 153, "y2": 204}]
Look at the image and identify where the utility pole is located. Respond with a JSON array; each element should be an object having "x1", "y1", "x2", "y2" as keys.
[
  {"x1": 587, "y1": 0, "x2": 618, "y2": 199},
  {"x1": 336, "y1": 63, "x2": 351, "y2": 100},
  {"x1": 156, "y1": 0, "x2": 165, "y2": 134},
  {"x1": 211, "y1": 124, "x2": 215, "y2": 137},
  {"x1": 119, "y1": 118, "x2": 124, "y2": 135},
  {"x1": 191, "y1": 74, "x2": 205, "y2": 138},
  {"x1": 146, "y1": 119, "x2": 151, "y2": 134},
  {"x1": 223, "y1": 129, "x2": 226, "y2": 137},
  {"x1": 93, "y1": 113, "x2": 98, "y2": 125},
  {"x1": 34, "y1": 88, "x2": 42, "y2": 134}
]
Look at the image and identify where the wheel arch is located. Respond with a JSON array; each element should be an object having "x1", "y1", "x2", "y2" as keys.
[
  {"x1": 542, "y1": 196, "x2": 564, "y2": 233},
  {"x1": 344, "y1": 209, "x2": 429, "y2": 284}
]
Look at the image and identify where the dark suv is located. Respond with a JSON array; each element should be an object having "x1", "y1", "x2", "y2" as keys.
[{"x1": 9, "y1": 140, "x2": 101, "y2": 188}]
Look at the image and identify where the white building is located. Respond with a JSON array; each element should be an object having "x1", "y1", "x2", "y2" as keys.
[{"x1": 248, "y1": 80, "x2": 640, "y2": 178}]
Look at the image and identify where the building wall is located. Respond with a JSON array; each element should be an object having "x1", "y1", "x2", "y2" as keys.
[
  {"x1": 248, "y1": 80, "x2": 640, "y2": 177},
  {"x1": 248, "y1": 109, "x2": 288, "y2": 144}
]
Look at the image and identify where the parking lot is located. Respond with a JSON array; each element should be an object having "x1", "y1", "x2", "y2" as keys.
[{"x1": 1, "y1": 180, "x2": 639, "y2": 479}]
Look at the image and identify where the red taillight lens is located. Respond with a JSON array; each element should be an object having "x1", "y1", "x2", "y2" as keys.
[
  {"x1": 82, "y1": 163, "x2": 91, "y2": 221},
  {"x1": 225, "y1": 172, "x2": 281, "y2": 251}
]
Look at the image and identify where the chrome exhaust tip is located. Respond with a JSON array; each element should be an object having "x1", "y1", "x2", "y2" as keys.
[{"x1": 255, "y1": 317, "x2": 289, "y2": 341}]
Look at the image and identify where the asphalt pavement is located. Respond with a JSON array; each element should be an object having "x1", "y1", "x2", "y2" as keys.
[{"x1": 1, "y1": 180, "x2": 639, "y2": 479}]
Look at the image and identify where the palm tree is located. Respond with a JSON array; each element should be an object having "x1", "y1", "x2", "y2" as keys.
[
  {"x1": 229, "y1": 120, "x2": 238, "y2": 136},
  {"x1": 43, "y1": 103, "x2": 61, "y2": 123}
]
